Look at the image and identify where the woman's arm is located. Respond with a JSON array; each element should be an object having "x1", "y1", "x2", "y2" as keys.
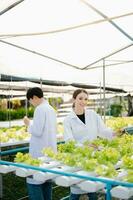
[{"x1": 96, "y1": 114, "x2": 114, "y2": 140}]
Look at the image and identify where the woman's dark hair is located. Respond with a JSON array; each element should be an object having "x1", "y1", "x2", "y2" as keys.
[
  {"x1": 73, "y1": 89, "x2": 88, "y2": 99},
  {"x1": 26, "y1": 87, "x2": 43, "y2": 100},
  {"x1": 72, "y1": 89, "x2": 88, "y2": 107}
]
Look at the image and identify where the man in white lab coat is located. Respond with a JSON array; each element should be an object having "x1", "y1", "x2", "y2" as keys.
[{"x1": 24, "y1": 87, "x2": 57, "y2": 200}]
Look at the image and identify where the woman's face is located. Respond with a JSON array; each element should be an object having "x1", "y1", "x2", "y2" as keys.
[{"x1": 74, "y1": 92, "x2": 88, "y2": 109}]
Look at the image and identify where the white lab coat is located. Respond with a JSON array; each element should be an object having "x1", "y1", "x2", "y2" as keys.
[
  {"x1": 63, "y1": 108, "x2": 113, "y2": 194},
  {"x1": 64, "y1": 108, "x2": 113, "y2": 143},
  {"x1": 27, "y1": 100, "x2": 57, "y2": 184}
]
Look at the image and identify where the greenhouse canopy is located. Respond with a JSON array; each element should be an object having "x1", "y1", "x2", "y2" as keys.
[
  {"x1": 0, "y1": 75, "x2": 126, "y2": 93},
  {"x1": 0, "y1": 0, "x2": 133, "y2": 92}
]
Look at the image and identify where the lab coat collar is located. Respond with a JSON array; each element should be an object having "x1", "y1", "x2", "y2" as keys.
[
  {"x1": 69, "y1": 108, "x2": 87, "y2": 119},
  {"x1": 69, "y1": 109, "x2": 88, "y2": 126},
  {"x1": 69, "y1": 110, "x2": 77, "y2": 118},
  {"x1": 42, "y1": 98, "x2": 48, "y2": 104}
]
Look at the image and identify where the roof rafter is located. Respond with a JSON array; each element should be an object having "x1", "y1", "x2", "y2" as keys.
[{"x1": 0, "y1": 0, "x2": 24, "y2": 16}]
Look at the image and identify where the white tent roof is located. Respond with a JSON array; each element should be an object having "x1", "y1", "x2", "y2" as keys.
[{"x1": 0, "y1": 0, "x2": 133, "y2": 91}]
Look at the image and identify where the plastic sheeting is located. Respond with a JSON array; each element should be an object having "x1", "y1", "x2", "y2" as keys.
[{"x1": 0, "y1": 0, "x2": 133, "y2": 91}]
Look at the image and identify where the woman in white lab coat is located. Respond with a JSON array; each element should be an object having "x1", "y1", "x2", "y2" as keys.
[{"x1": 63, "y1": 89, "x2": 114, "y2": 200}]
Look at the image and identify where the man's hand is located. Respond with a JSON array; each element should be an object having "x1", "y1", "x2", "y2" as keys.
[{"x1": 23, "y1": 116, "x2": 30, "y2": 126}]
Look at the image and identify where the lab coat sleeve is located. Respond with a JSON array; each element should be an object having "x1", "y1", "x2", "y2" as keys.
[
  {"x1": 28, "y1": 107, "x2": 46, "y2": 137},
  {"x1": 96, "y1": 113, "x2": 113, "y2": 140},
  {"x1": 63, "y1": 118, "x2": 74, "y2": 142}
]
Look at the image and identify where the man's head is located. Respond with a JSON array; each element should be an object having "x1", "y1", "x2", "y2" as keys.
[{"x1": 26, "y1": 87, "x2": 43, "y2": 107}]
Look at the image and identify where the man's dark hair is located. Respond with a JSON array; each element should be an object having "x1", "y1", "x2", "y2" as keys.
[{"x1": 26, "y1": 87, "x2": 43, "y2": 100}]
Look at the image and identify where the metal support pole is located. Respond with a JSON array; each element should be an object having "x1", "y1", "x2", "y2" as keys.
[
  {"x1": 25, "y1": 81, "x2": 28, "y2": 117},
  {"x1": 8, "y1": 86, "x2": 11, "y2": 128},
  {"x1": 8, "y1": 76, "x2": 13, "y2": 128},
  {"x1": 99, "y1": 82, "x2": 102, "y2": 116},
  {"x1": 0, "y1": 74, "x2": 2, "y2": 198},
  {"x1": 106, "y1": 184, "x2": 112, "y2": 200},
  {"x1": 40, "y1": 79, "x2": 42, "y2": 89},
  {"x1": 25, "y1": 98, "x2": 28, "y2": 117},
  {"x1": 103, "y1": 59, "x2": 106, "y2": 122},
  {"x1": 0, "y1": 174, "x2": 2, "y2": 198},
  {"x1": 0, "y1": 142, "x2": 2, "y2": 199}
]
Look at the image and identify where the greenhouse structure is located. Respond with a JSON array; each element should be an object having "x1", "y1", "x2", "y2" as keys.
[{"x1": 0, "y1": 0, "x2": 133, "y2": 200}]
